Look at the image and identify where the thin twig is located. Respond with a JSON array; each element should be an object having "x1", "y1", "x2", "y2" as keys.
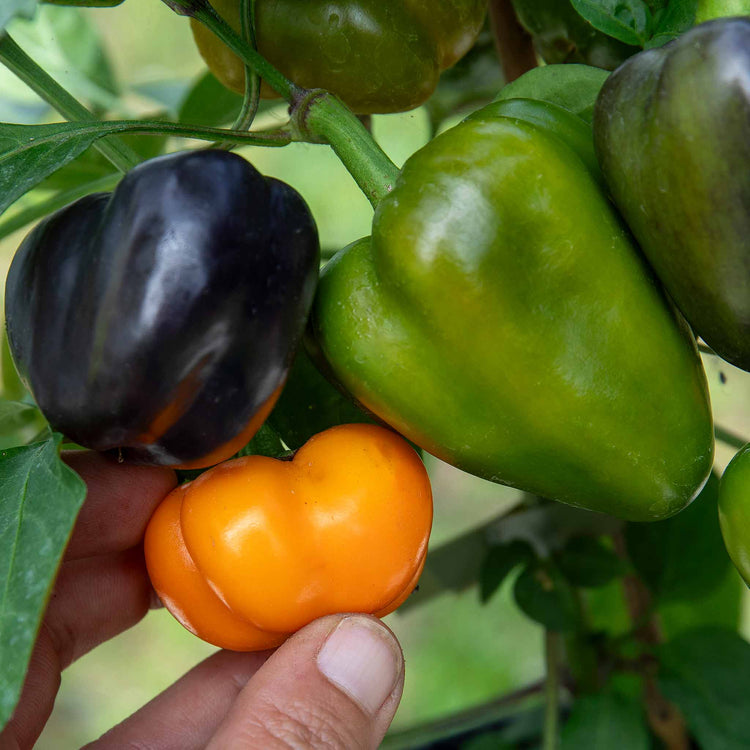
[
  {"x1": 488, "y1": 0, "x2": 538, "y2": 82},
  {"x1": 613, "y1": 533, "x2": 689, "y2": 750},
  {"x1": 543, "y1": 631, "x2": 561, "y2": 750}
]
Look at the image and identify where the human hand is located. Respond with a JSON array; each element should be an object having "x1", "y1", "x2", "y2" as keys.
[{"x1": 0, "y1": 452, "x2": 405, "y2": 749}]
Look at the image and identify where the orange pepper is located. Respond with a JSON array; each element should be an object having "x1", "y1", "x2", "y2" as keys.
[{"x1": 144, "y1": 423, "x2": 433, "y2": 650}]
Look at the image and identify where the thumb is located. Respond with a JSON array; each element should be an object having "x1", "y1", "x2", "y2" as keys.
[{"x1": 207, "y1": 614, "x2": 405, "y2": 749}]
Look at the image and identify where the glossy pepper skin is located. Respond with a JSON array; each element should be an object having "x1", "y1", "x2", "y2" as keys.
[
  {"x1": 5, "y1": 150, "x2": 319, "y2": 468},
  {"x1": 594, "y1": 18, "x2": 750, "y2": 372},
  {"x1": 718, "y1": 443, "x2": 750, "y2": 586},
  {"x1": 191, "y1": 0, "x2": 488, "y2": 114},
  {"x1": 144, "y1": 424, "x2": 433, "y2": 650},
  {"x1": 309, "y1": 99, "x2": 714, "y2": 522}
]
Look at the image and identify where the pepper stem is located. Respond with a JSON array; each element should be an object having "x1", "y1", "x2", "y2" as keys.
[
  {"x1": 295, "y1": 91, "x2": 400, "y2": 208},
  {"x1": 163, "y1": 0, "x2": 399, "y2": 206},
  {"x1": 166, "y1": 0, "x2": 302, "y2": 103}
]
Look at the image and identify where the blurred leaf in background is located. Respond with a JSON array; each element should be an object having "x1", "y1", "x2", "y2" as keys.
[{"x1": 659, "y1": 628, "x2": 750, "y2": 750}]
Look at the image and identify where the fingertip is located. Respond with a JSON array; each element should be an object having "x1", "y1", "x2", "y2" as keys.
[
  {"x1": 316, "y1": 615, "x2": 404, "y2": 717},
  {"x1": 64, "y1": 451, "x2": 178, "y2": 559},
  {"x1": 207, "y1": 614, "x2": 405, "y2": 749}
]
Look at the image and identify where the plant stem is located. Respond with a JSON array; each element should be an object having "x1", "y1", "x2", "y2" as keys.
[
  {"x1": 298, "y1": 91, "x2": 400, "y2": 207},
  {"x1": 13, "y1": 120, "x2": 293, "y2": 152},
  {"x1": 166, "y1": 0, "x2": 301, "y2": 103},
  {"x1": 0, "y1": 34, "x2": 140, "y2": 173},
  {"x1": 716, "y1": 425, "x2": 748, "y2": 451},
  {"x1": 488, "y1": 0, "x2": 538, "y2": 82},
  {"x1": 227, "y1": 0, "x2": 260, "y2": 134},
  {"x1": 613, "y1": 533, "x2": 689, "y2": 750},
  {"x1": 543, "y1": 630, "x2": 561, "y2": 750},
  {"x1": 382, "y1": 679, "x2": 546, "y2": 749},
  {"x1": 164, "y1": 0, "x2": 398, "y2": 205}
]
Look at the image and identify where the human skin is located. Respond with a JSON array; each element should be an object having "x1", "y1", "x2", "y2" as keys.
[{"x1": 0, "y1": 452, "x2": 405, "y2": 750}]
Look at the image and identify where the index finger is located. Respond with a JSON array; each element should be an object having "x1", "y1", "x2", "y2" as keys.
[{"x1": 63, "y1": 451, "x2": 177, "y2": 560}]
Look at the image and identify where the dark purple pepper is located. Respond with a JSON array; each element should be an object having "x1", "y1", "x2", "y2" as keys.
[{"x1": 4, "y1": 150, "x2": 319, "y2": 467}]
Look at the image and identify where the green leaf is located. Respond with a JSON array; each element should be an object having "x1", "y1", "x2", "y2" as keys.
[
  {"x1": 132, "y1": 80, "x2": 192, "y2": 116},
  {"x1": 0, "y1": 400, "x2": 36, "y2": 422},
  {"x1": 397, "y1": 520, "x2": 493, "y2": 611},
  {"x1": 645, "y1": 0, "x2": 698, "y2": 47},
  {"x1": 268, "y1": 347, "x2": 375, "y2": 452},
  {"x1": 0, "y1": 173, "x2": 121, "y2": 241},
  {"x1": 556, "y1": 536, "x2": 626, "y2": 588},
  {"x1": 494, "y1": 64, "x2": 610, "y2": 124},
  {"x1": 659, "y1": 627, "x2": 750, "y2": 750},
  {"x1": 176, "y1": 423, "x2": 291, "y2": 483},
  {"x1": 513, "y1": 561, "x2": 579, "y2": 632},
  {"x1": 235, "y1": 422, "x2": 289, "y2": 459},
  {"x1": 660, "y1": 566, "x2": 744, "y2": 640},
  {"x1": 8, "y1": 6, "x2": 121, "y2": 112},
  {"x1": 570, "y1": 0, "x2": 653, "y2": 46},
  {"x1": 0, "y1": 401, "x2": 47, "y2": 449},
  {"x1": 1, "y1": 330, "x2": 26, "y2": 403},
  {"x1": 0, "y1": 435, "x2": 86, "y2": 728},
  {"x1": 560, "y1": 690, "x2": 649, "y2": 750},
  {"x1": 178, "y1": 71, "x2": 277, "y2": 128},
  {"x1": 479, "y1": 540, "x2": 535, "y2": 603},
  {"x1": 400, "y1": 499, "x2": 621, "y2": 612},
  {"x1": 425, "y1": 29, "x2": 505, "y2": 131},
  {"x1": 0, "y1": 120, "x2": 108, "y2": 217},
  {"x1": 0, "y1": 118, "x2": 289, "y2": 218},
  {"x1": 625, "y1": 473, "x2": 730, "y2": 601},
  {"x1": 39, "y1": 125, "x2": 168, "y2": 191},
  {"x1": 0, "y1": 2, "x2": 37, "y2": 33}
]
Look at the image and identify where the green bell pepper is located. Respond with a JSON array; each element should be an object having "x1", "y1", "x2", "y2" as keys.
[
  {"x1": 594, "y1": 18, "x2": 750, "y2": 372},
  {"x1": 309, "y1": 98, "x2": 714, "y2": 521},
  {"x1": 718, "y1": 443, "x2": 750, "y2": 586},
  {"x1": 191, "y1": 0, "x2": 488, "y2": 114}
]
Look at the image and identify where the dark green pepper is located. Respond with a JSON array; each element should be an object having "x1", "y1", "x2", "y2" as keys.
[
  {"x1": 191, "y1": 0, "x2": 488, "y2": 114},
  {"x1": 594, "y1": 18, "x2": 750, "y2": 371},
  {"x1": 718, "y1": 443, "x2": 750, "y2": 586},
  {"x1": 511, "y1": 0, "x2": 639, "y2": 70},
  {"x1": 4, "y1": 150, "x2": 319, "y2": 468},
  {"x1": 309, "y1": 98, "x2": 714, "y2": 521}
]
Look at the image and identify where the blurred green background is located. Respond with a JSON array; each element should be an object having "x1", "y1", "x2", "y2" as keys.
[{"x1": 1, "y1": 1, "x2": 749, "y2": 746}]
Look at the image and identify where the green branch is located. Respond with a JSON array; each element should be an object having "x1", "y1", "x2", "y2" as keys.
[
  {"x1": 163, "y1": 0, "x2": 399, "y2": 206},
  {"x1": 6, "y1": 119, "x2": 293, "y2": 152},
  {"x1": 716, "y1": 425, "x2": 748, "y2": 451},
  {"x1": 295, "y1": 91, "x2": 400, "y2": 207},
  {"x1": 543, "y1": 631, "x2": 561, "y2": 750},
  {"x1": 165, "y1": 0, "x2": 301, "y2": 102},
  {"x1": 233, "y1": 0, "x2": 261, "y2": 129},
  {"x1": 0, "y1": 33, "x2": 140, "y2": 172}
]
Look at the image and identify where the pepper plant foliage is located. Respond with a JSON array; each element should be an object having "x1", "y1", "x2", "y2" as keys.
[
  {"x1": 570, "y1": 0, "x2": 699, "y2": 46},
  {"x1": 0, "y1": 0, "x2": 749, "y2": 747}
]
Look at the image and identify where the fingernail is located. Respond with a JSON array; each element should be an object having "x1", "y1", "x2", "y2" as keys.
[{"x1": 317, "y1": 616, "x2": 403, "y2": 716}]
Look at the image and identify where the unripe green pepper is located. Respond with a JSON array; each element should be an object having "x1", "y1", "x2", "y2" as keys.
[
  {"x1": 718, "y1": 444, "x2": 750, "y2": 586},
  {"x1": 5, "y1": 151, "x2": 319, "y2": 468},
  {"x1": 191, "y1": 0, "x2": 488, "y2": 114},
  {"x1": 309, "y1": 98, "x2": 714, "y2": 521},
  {"x1": 594, "y1": 18, "x2": 750, "y2": 371}
]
